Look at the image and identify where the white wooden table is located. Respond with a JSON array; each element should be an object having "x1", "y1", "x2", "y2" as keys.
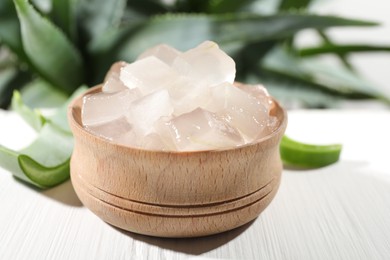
[{"x1": 0, "y1": 109, "x2": 389, "y2": 259}]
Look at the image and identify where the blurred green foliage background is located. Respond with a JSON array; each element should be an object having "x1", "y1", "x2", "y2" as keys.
[{"x1": 1, "y1": 0, "x2": 389, "y2": 109}]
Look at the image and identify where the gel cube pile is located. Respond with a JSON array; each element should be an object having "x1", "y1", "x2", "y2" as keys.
[{"x1": 82, "y1": 41, "x2": 278, "y2": 151}]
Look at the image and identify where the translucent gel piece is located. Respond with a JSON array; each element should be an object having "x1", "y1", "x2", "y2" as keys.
[
  {"x1": 166, "y1": 108, "x2": 244, "y2": 151},
  {"x1": 206, "y1": 82, "x2": 269, "y2": 142},
  {"x1": 85, "y1": 116, "x2": 132, "y2": 141},
  {"x1": 102, "y1": 61, "x2": 128, "y2": 93},
  {"x1": 235, "y1": 83, "x2": 273, "y2": 112},
  {"x1": 82, "y1": 89, "x2": 139, "y2": 126},
  {"x1": 137, "y1": 44, "x2": 181, "y2": 66},
  {"x1": 167, "y1": 76, "x2": 211, "y2": 116},
  {"x1": 120, "y1": 56, "x2": 179, "y2": 95},
  {"x1": 172, "y1": 41, "x2": 235, "y2": 87},
  {"x1": 127, "y1": 89, "x2": 174, "y2": 137}
]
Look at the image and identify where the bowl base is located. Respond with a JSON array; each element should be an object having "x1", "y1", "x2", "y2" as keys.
[{"x1": 72, "y1": 171, "x2": 281, "y2": 238}]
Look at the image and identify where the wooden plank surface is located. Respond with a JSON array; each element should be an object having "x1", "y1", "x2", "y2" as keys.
[{"x1": 0, "y1": 109, "x2": 389, "y2": 259}]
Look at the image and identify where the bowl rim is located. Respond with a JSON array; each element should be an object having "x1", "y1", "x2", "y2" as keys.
[{"x1": 68, "y1": 85, "x2": 288, "y2": 154}]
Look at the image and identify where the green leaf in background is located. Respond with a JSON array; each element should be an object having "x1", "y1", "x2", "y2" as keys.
[
  {"x1": 234, "y1": 40, "x2": 277, "y2": 80},
  {"x1": 19, "y1": 78, "x2": 68, "y2": 109},
  {"x1": 79, "y1": 0, "x2": 127, "y2": 42},
  {"x1": 247, "y1": 70, "x2": 353, "y2": 108},
  {"x1": 51, "y1": 0, "x2": 78, "y2": 42},
  {"x1": 13, "y1": 0, "x2": 84, "y2": 94},
  {"x1": 0, "y1": 66, "x2": 31, "y2": 109},
  {"x1": 1, "y1": 0, "x2": 388, "y2": 108},
  {"x1": 315, "y1": 30, "x2": 354, "y2": 70},
  {"x1": 125, "y1": 0, "x2": 170, "y2": 17},
  {"x1": 89, "y1": 13, "x2": 377, "y2": 82},
  {"x1": 174, "y1": 0, "x2": 208, "y2": 13},
  {"x1": 49, "y1": 86, "x2": 87, "y2": 132},
  {"x1": 302, "y1": 59, "x2": 388, "y2": 102},
  {"x1": 261, "y1": 46, "x2": 388, "y2": 105},
  {"x1": 0, "y1": 68, "x2": 18, "y2": 107},
  {"x1": 204, "y1": 0, "x2": 256, "y2": 14},
  {"x1": 0, "y1": 86, "x2": 86, "y2": 188},
  {"x1": 30, "y1": 0, "x2": 51, "y2": 13},
  {"x1": 299, "y1": 44, "x2": 390, "y2": 57},
  {"x1": 116, "y1": 13, "x2": 377, "y2": 61},
  {"x1": 0, "y1": 0, "x2": 25, "y2": 59},
  {"x1": 280, "y1": 136, "x2": 342, "y2": 169},
  {"x1": 173, "y1": 0, "x2": 256, "y2": 14},
  {"x1": 11, "y1": 90, "x2": 45, "y2": 131},
  {"x1": 279, "y1": 0, "x2": 312, "y2": 10}
]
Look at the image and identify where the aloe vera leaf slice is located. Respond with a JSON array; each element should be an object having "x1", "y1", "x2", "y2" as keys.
[{"x1": 280, "y1": 135, "x2": 342, "y2": 168}]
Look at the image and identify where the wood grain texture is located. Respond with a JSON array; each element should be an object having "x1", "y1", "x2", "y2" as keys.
[
  {"x1": 67, "y1": 86, "x2": 287, "y2": 237},
  {"x1": 1, "y1": 109, "x2": 389, "y2": 259}
]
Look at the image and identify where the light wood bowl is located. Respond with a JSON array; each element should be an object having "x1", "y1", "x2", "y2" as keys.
[{"x1": 68, "y1": 85, "x2": 287, "y2": 237}]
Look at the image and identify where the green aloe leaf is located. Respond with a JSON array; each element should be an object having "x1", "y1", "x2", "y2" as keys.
[
  {"x1": 0, "y1": 66, "x2": 31, "y2": 109},
  {"x1": 11, "y1": 90, "x2": 45, "y2": 131},
  {"x1": 13, "y1": 0, "x2": 84, "y2": 94},
  {"x1": 0, "y1": 17, "x2": 21, "y2": 55},
  {"x1": 0, "y1": 146, "x2": 32, "y2": 185},
  {"x1": 18, "y1": 155, "x2": 70, "y2": 188},
  {"x1": 49, "y1": 86, "x2": 87, "y2": 132},
  {"x1": 262, "y1": 46, "x2": 388, "y2": 102},
  {"x1": 107, "y1": 13, "x2": 377, "y2": 62},
  {"x1": 126, "y1": 0, "x2": 170, "y2": 16},
  {"x1": 0, "y1": 68, "x2": 18, "y2": 108},
  {"x1": 239, "y1": 0, "x2": 279, "y2": 15},
  {"x1": 87, "y1": 20, "x2": 144, "y2": 83},
  {"x1": 234, "y1": 40, "x2": 277, "y2": 80},
  {"x1": 279, "y1": 0, "x2": 312, "y2": 10},
  {"x1": 280, "y1": 136, "x2": 342, "y2": 168},
  {"x1": 0, "y1": 86, "x2": 86, "y2": 188},
  {"x1": 0, "y1": 0, "x2": 25, "y2": 59},
  {"x1": 204, "y1": 0, "x2": 256, "y2": 13},
  {"x1": 315, "y1": 31, "x2": 354, "y2": 70},
  {"x1": 78, "y1": 0, "x2": 127, "y2": 41},
  {"x1": 89, "y1": 13, "x2": 377, "y2": 82},
  {"x1": 51, "y1": 0, "x2": 78, "y2": 42},
  {"x1": 299, "y1": 44, "x2": 390, "y2": 56},
  {"x1": 277, "y1": 0, "x2": 313, "y2": 53},
  {"x1": 0, "y1": 124, "x2": 73, "y2": 188},
  {"x1": 20, "y1": 123, "x2": 73, "y2": 168},
  {"x1": 246, "y1": 70, "x2": 359, "y2": 108},
  {"x1": 174, "y1": 0, "x2": 208, "y2": 13},
  {"x1": 30, "y1": 0, "x2": 51, "y2": 13},
  {"x1": 19, "y1": 78, "x2": 68, "y2": 109}
]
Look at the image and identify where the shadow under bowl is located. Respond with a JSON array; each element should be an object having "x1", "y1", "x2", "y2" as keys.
[{"x1": 68, "y1": 85, "x2": 287, "y2": 237}]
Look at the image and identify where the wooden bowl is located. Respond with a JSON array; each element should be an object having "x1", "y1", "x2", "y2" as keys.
[{"x1": 68, "y1": 85, "x2": 287, "y2": 237}]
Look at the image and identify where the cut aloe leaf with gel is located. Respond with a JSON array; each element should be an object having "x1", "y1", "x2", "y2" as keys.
[
  {"x1": 0, "y1": 86, "x2": 86, "y2": 189},
  {"x1": 0, "y1": 124, "x2": 73, "y2": 189},
  {"x1": 280, "y1": 135, "x2": 342, "y2": 169}
]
